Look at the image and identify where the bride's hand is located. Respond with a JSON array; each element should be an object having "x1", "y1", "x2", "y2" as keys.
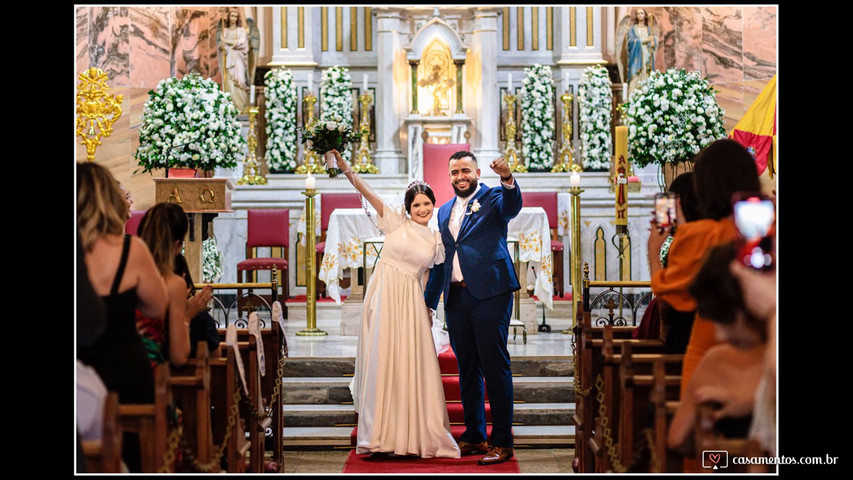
[{"x1": 329, "y1": 149, "x2": 349, "y2": 171}]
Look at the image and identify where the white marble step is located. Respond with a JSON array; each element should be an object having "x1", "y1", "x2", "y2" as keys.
[{"x1": 282, "y1": 425, "x2": 575, "y2": 447}]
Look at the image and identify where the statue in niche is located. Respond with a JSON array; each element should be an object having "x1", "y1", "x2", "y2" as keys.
[
  {"x1": 617, "y1": 8, "x2": 659, "y2": 100},
  {"x1": 217, "y1": 7, "x2": 259, "y2": 113},
  {"x1": 419, "y1": 64, "x2": 454, "y2": 116}
]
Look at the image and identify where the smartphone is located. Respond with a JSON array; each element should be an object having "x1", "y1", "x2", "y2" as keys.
[
  {"x1": 733, "y1": 193, "x2": 775, "y2": 270},
  {"x1": 654, "y1": 192, "x2": 678, "y2": 233}
]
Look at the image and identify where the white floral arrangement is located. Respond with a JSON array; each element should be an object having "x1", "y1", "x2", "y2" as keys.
[
  {"x1": 136, "y1": 72, "x2": 244, "y2": 173},
  {"x1": 201, "y1": 237, "x2": 223, "y2": 283},
  {"x1": 625, "y1": 69, "x2": 726, "y2": 168},
  {"x1": 264, "y1": 68, "x2": 298, "y2": 172},
  {"x1": 319, "y1": 65, "x2": 355, "y2": 164},
  {"x1": 578, "y1": 65, "x2": 613, "y2": 171},
  {"x1": 521, "y1": 64, "x2": 555, "y2": 171}
]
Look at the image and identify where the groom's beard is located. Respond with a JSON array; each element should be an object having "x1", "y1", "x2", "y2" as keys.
[{"x1": 452, "y1": 178, "x2": 479, "y2": 197}]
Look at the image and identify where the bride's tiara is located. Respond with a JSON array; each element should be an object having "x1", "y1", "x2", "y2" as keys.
[{"x1": 406, "y1": 179, "x2": 431, "y2": 191}]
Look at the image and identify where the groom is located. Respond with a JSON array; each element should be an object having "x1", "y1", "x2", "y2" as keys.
[{"x1": 425, "y1": 150, "x2": 522, "y2": 465}]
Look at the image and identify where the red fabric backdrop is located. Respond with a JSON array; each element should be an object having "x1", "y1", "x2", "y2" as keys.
[{"x1": 422, "y1": 143, "x2": 470, "y2": 207}]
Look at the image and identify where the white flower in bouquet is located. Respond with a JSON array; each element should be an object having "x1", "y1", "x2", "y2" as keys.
[
  {"x1": 625, "y1": 69, "x2": 726, "y2": 168},
  {"x1": 521, "y1": 64, "x2": 555, "y2": 171},
  {"x1": 136, "y1": 72, "x2": 244, "y2": 174},
  {"x1": 265, "y1": 68, "x2": 298, "y2": 172},
  {"x1": 578, "y1": 65, "x2": 612, "y2": 171}
]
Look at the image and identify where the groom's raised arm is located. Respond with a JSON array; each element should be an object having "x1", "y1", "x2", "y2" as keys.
[
  {"x1": 424, "y1": 262, "x2": 445, "y2": 311},
  {"x1": 490, "y1": 158, "x2": 523, "y2": 220}
]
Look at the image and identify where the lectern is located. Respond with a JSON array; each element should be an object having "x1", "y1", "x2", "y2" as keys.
[{"x1": 153, "y1": 178, "x2": 234, "y2": 281}]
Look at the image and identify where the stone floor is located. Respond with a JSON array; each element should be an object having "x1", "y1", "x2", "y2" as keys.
[{"x1": 280, "y1": 448, "x2": 576, "y2": 474}]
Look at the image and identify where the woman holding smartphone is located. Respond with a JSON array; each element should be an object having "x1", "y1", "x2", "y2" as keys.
[{"x1": 647, "y1": 139, "x2": 761, "y2": 471}]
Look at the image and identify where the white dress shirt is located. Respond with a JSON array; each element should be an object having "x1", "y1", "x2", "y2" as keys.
[{"x1": 448, "y1": 177, "x2": 515, "y2": 282}]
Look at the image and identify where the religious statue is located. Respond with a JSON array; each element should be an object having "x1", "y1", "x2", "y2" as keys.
[
  {"x1": 418, "y1": 64, "x2": 454, "y2": 116},
  {"x1": 617, "y1": 8, "x2": 659, "y2": 99},
  {"x1": 217, "y1": 7, "x2": 259, "y2": 113}
]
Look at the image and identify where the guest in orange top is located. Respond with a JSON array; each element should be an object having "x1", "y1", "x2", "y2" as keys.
[{"x1": 647, "y1": 139, "x2": 761, "y2": 397}]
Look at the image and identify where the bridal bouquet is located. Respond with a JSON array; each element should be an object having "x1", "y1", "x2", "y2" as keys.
[{"x1": 300, "y1": 114, "x2": 362, "y2": 177}]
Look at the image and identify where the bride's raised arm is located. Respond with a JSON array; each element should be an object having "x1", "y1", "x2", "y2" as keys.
[{"x1": 328, "y1": 149, "x2": 385, "y2": 217}]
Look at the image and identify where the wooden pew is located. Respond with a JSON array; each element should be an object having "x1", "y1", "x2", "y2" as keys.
[
  {"x1": 170, "y1": 342, "x2": 215, "y2": 472},
  {"x1": 616, "y1": 343, "x2": 683, "y2": 472},
  {"x1": 117, "y1": 363, "x2": 172, "y2": 472},
  {"x1": 209, "y1": 344, "x2": 252, "y2": 473},
  {"x1": 81, "y1": 392, "x2": 123, "y2": 473},
  {"x1": 693, "y1": 404, "x2": 773, "y2": 473}
]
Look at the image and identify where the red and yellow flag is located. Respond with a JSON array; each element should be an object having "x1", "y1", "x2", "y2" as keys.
[{"x1": 730, "y1": 75, "x2": 777, "y2": 177}]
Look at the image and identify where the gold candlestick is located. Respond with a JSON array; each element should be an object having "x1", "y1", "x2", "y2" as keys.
[
  {"x1": 296, "y1": 188, "x2": 327, "y2": 337},
  {"x1": 296, "y1": 93, "x2": 327, "y2": 175},
  {"x1": 76, "y1": 67, "x2": 124, "y2": 162},
  {"x1": 552, "y1": 93, "x2": 575, "y2": 173},
  {"x1": 353, "y1": 93, "x2": 379, "y2": 174},
  {"x1": 503, "y1": 93, "x2": 527, "y2": 173},
  {"x1": 237, "y1": 106, "x2": 268, "y2": 185}
]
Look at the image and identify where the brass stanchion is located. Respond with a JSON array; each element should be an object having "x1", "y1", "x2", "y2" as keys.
[
  {"x1": 563, "y1": 166, "x2": 584, "y2": 334},
  {"x1": 296, "y1": 93, "x2": 327, "y2": 175},
  {"x1": 296, "y1": 186, "x2": 327, "y2": 337},
  {"x1": 353, "y1": 93, "x2": 379, "y2": 174},
  {"x1": 237, "y1": 106, "x2": 267, "y2": 185},
  {"x1": 503, "y1": 92, "x2": 527, "y2": 173}
]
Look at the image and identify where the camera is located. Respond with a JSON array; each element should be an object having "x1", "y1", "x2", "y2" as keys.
[{"x1": 732, "y1": 193, "x2": 775, "y2": 271}]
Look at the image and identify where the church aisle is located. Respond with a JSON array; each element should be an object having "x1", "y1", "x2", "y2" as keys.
[{"x1": 279, "y1": 448, "x2": 575, "y2": 474}]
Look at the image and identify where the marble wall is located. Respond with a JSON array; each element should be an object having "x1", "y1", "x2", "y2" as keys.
[
  {"x1": 620, "y1": 6, "x2": 777, "y2": 133},
  {"x1": 76, "y1": 6, "x2": 225, "y2": 209}
]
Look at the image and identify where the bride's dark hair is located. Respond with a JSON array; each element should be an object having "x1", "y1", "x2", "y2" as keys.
[{"x1": 404, "y1": 181, "x2": 436, "y2": 214}]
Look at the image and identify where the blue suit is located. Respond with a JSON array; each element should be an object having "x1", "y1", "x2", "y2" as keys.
[{"x1": 425, "y1": 180, "x2": 522, "y2": 448}]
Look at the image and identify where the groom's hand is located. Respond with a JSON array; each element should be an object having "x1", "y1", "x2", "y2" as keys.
[{"x1": 490, "y1": 158, "x2": 512, "y2": 182}]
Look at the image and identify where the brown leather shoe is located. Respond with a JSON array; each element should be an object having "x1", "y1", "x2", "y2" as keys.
[
  {"x1": 457, "y1": 440, "x2": 489, "y2": 456},
  {"x1": 477, "y1": 446, "x2": 514, "y2": 465}
]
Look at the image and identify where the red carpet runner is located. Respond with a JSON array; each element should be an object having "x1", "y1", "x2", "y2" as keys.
[{"x1": 342, "y1": 348, "x2": 520, "y2": 473}]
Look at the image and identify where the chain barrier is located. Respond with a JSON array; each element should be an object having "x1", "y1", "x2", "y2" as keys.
[
  {"x1": 593, "y1": 375, "x2": 658, "y2": 473},
  {"x1": 158, "y1": 423, "x2": 183, "y2": 473},
  {"x1": 571, "y1": 334, "x2": 592, "y2": 397}
]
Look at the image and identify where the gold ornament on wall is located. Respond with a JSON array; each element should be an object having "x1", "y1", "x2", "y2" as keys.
[{"x1": 75, "y1": 67, "x2": 124, "y2": 162}]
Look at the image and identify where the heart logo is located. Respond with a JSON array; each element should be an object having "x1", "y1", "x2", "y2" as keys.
[{"x1": 709, "y1": 453, "x2": 720, "y2": 464}]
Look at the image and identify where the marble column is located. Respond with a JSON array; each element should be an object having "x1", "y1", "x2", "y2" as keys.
[
  {"x1": 554, "y1": 6, "x2": 605, "y2": 66},
  {"x1": 373, "y1": 8, "x2": 407, "y2": 174},
  {"x1": 270, "y1": 6, "x2": 318, "y2": 66},
  {"x1": 472, "y1": 7, "x2": 501, "y2": 166}
]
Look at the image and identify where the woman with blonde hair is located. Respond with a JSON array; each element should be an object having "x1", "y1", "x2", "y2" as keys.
[
  {"x1": 136, "y1": 202, "x2": 214, "y2": 367},
  {"x1": 76, "y1": 162, "x2": 169, "y2": 472}
]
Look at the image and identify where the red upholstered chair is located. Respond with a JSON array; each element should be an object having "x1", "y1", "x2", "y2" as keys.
[
  {"x1": 521, "y1": 192, "x2": 564, "y2": 298},
  {"x1": 125, "y1": 210, "x2": 147, "y2": 236},
  {"x1": 236, "y1": 209, "x2": 290, "y2": 312},
  {"x1": 423, "y1": 143, "x2": 470, "y2": 207},
  {"x1": 315, "y1": 193, "x2": 362, "y2": 298}
]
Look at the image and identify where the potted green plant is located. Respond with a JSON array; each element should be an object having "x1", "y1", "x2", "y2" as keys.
[{"x1": 135, "y1": 72, "x2": 245, "y2": 177}]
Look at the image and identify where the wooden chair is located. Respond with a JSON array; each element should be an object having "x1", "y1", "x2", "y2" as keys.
[
  {"x1": 82, "y1": 392, "x2": 123, "y2": 473},
  {"x1": 209, "y1": 344, "x2": 252, "y2": 473},
  {"x1": 521, "y1": 191, "x2": 564, "y2": 297},
  {"x1": 693, "y1": 404, "x2": 773, "y2": 473},
  {"x1": 315, "y1": 193, "x2": 362, "y2": 298},
  {"x1": 237, "y1": 209, "x2": 290, "y2": 315},
  {"x1": 422, "y1": 142, "x2": 470, "y2": 207}
]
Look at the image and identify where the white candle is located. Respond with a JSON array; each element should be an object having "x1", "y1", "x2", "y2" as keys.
[
  {"x1": 308, "y1": 75, "x2": 313, "y2": 93},
  {"x1": 250, "y1": 85, "x2": 256, "y2": 105},
  {"x1": 305, "y1": 174, "x2": 315, "y2": 190},
  {"x1": 363, "y1": 74, "x2": 368, "y2": 92},
  {"x1": 570, "y1": 172, "x2": 580, "y2": 187},
  {"x1": 622, "y1": 83, "x2": 628, "y2": 102},
  {"x1": 564, "y1": 71, "x2": 570, "y2": 93},
  {"x1": 507, "y1": 73, "x2": 513, "y2": 91}
]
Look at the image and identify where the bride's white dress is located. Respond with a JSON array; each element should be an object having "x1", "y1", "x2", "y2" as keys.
[{"x1": 350, "y1": 203, "x2": 460, "y2": 458}]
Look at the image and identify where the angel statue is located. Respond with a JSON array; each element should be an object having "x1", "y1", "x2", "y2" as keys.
[
  {"x1": 616, "y1": 8, "x2": 659, "y2": 100},
  {"x1": 217, "y1": 7, "x2": 260, "y2": 113}
]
